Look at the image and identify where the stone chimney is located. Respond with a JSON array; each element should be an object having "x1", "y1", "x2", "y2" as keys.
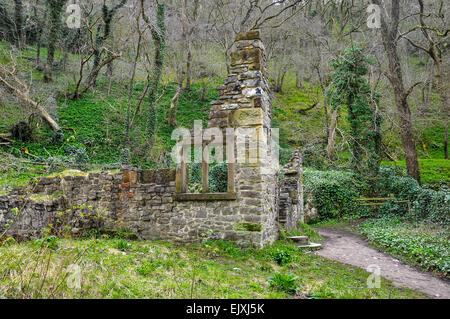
[
  {"x1": 207, "y1": 30, "x2": 279, "y2": 247},
  {"x1": 208, "y1": 30, "x2": 272, "y2": 130}
]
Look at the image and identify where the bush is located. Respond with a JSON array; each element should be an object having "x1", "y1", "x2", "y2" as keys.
[
  {"x1": 303, "y1": 169, "x2": 369, "y2": 220},
  {"x1": 377, "y1": 167, "x2": 450, "y2": 225},
  {"x1": 209, "y1": 162, "x2": 228, "y2": 193},
  {"x1": 115, "y1": 239, "x2": 130, "y2": 251},
  {"x1": 269, "y1": 249, "x2": 293, "y2": 265},
  {"x1": 410, "y1": 188, "x2": 450, "y2": 225},
  {"x1": 64, "y1": 145, "x2": 90, "y2": 164},
  {"x1": 268, "y1": 273, "x2": 299, "y2": 294},
  {"x1": 35, "y1": 235, "x2": 60, "y2": 250}
]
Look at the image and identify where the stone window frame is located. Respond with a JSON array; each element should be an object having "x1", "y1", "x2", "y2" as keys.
[{"x1": 174, "y1": 140, "x2": 236, "y2": 201}]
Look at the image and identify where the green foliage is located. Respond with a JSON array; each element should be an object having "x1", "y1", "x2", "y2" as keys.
[
  {"x1": 271, "y1": 80, "x2": 323, "y2": 150},
  {"x1": 381, "y1": 159, "x2": 450, "y2": 186},
  {"x1": 269, "y1": 249, "x2": 293, "y2": 265},
  {"x1": 35, "y1": 235, "x2": 60, "y2": 250},
  {"x1": 64, "y1": 145, "x2": 90, "y2": 164},
  {"x1": 327, "y1": 43, "x2": 381, "y2": 182},
  {"x1": 0, "y1": 237, "x2": 427, "y2": 298},
  {"x1": 114, "y1": 239, "x2": 130, "y2": 251},
  {"x1": 136, "y1": 260, "x2": 162, "y2": 277},
  {"x1": 186, "y1": 161, "x2": 228, "y2": 193},
  {"x1": 209, "y1": 162, "x2": 228, "y2": 193},
  {"x1": 297, "y1": 223, "x2": 323, "y2": 242},
  {"x1": 268, "y1": 273, "x2": 299, "y2": 294},
  {"x1": 377, "y1": 167, "x2": 450, "y2": 226},
  {"x1": 303, "y1": 169, "x2": 369, "y2": 220},
  {"x1": 360, "y1": 216, "x2": 449, "y2": 276},
  {"x1": 279, "y1": 222, "x2": 323, "y2": 243},
  {"x1": 234, "y1": 222, "x2": 263, "y2": 232}
]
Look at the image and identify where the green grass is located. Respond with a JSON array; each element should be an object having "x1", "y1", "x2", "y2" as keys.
[
  {"x1": 381, "y1": 159, "x2": 450, "y2": 185},
  {"x1": 0, "y1": 237, "x2": 427, "y2": 299},
  {"x1": 360, "y1": 216, "x2": 449, "y2": 277},
  {"x1": 280, "y1": 222, "x2": 324, "y2": 243},
  {"x1": 0, "y1": 152, "x2": 120, "y2": 195},
  {"x1": 1, "y1": 79, "x2": 219, "y2": 167},
  {"x1": 0, "y1": 154, "x2": 48, "y2": 194},
  {"x1": 272, "y1": 79, "x2": 323, "y2": 149}
]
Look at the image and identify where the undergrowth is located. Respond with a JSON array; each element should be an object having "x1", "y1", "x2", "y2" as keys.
[
  {"x1": 0, "y1": 237, "x2": 427, "y2": 299},
  {"x1": 360, "y1": 216, "x2": 449, "y2": 277}
]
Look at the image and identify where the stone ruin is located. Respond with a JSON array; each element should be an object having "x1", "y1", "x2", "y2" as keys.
[{"x1": 0, "y1": 31, "x2": 309, "y2": 248}]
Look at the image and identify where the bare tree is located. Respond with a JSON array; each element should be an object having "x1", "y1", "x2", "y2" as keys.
[
  {"x1": 0, "y1": 60, "x2": 61, "y2": 132},
  {"x1": 43, "y1": 0, "x2": 67, "y2": 82},
  {"x1": 13, "y1": 0, "x2": 24, "y2": 47},
  {"x1": 141, "y1": 0, "x2": 167, "y2": 137},
  {"x1": 399, "y1": 0, "x2": 449, "y2": 159},
  {"x1": 372, "y1": 0, "x2": 421, "y2": 182},
  {"x1": 85, "y1": 0, "x2": 127, "y2": 87}
]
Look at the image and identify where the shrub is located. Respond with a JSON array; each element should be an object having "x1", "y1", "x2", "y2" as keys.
[
  {"x1": 209, "y1": 162, "x2": 228, "y2": 193},
  {"x1": 377, "y1": 167, "x2": 450, "y2": 225},
  {"x1": 115, "y1": 239, "x2": 130, "y2": 251},
  {"x1": 64, "y1": 145, "x2": 90, "y2": 164},
  {"x1": 35, "y1": 235, "x2": 60, "y2": 250},
  {"x1": 303, "y1": 169, "x2": 369, "y2": 220},
  {"x1": 268, "y1": 273, "x2": 299, "y2": 294},
  {"x1": 270, "y1": 249, "x2": 293, "y2": 265}
]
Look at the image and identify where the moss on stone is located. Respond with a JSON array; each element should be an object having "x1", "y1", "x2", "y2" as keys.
[{"x1": 234, "y1": 222, "x2": 263, "y2": 232}]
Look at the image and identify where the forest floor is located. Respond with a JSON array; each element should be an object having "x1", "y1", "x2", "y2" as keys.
[{"x1": 315, "y1": 227, "x2": 450, "y2": 299}]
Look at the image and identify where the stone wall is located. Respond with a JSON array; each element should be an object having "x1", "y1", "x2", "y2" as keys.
[
  {"x1": 279, "y1": 150, "x2": 319, "y2": 227},
  {"x1": 0, "y1": 30, "x2": 280, "y2": 248},
  {"x1": 0, "y1": 165, "x2": 276, "y2": 246}
]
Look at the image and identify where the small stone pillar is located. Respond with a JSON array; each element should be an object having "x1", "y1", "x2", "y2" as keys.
[{"x1": 279, "y1": 149, "x2": 304, "y2": 231}]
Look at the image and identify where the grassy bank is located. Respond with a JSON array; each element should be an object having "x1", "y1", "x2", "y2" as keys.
[{"x1": 0, "y1": 237, "x2": 426, "y2": 299}]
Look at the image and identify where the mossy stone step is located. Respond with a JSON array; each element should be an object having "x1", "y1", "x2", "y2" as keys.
[
  {"x1": 296, "y1": 243, "x2": 322, "y2": 249},
  {"x1": 287, "y1": 236, "x2": 309, "y2": 244}
]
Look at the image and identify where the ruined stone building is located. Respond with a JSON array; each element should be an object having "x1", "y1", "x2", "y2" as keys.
[{"x1": 0, "y1": 31, "x2": 306, "y2": 248}]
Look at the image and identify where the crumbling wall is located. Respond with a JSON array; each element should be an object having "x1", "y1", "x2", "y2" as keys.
[{"x1": 0, "y1": 30, "x2": 279, "y2": 247}]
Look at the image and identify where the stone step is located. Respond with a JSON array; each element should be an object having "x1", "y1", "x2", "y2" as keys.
[
  {"x1": 287, "y1": 236, "x2": 309, "y2": 244},
  {"x1": 296, "y1": 242, "x2": 322, "y2": 249}
]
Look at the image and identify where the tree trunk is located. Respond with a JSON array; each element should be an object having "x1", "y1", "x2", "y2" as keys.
[
  {"x1": 13, "y1": 0, "x2": 24, "y2": 47},
  {"x1": 125, "y1": 18, "x2": 143, "y2": 142},
  {"x1": 295, "y1": 65, "x2": 303, "y2": 89},
  {"x1": 86, "y1": 0, "x2": 127, "y2": 87},
  {"x1": 44, "y1": 0, "x2": 67, "y2": 83},
  {"x1": 185, "y1": 40, "x2": 192, "y2": 92},
  {"x1": 0, "y1": 72, "x2": 61, "y2": 132},
  {"x1": 297, "y1": 151, "x2": 304, "y2": 224},
  {"x1": 327, "y1": 109, "x2": 338, "y2": 161},
  {"x1": 435, "y1": 60, "x2": 449, "y2": 159},
  {"x1": 141, "y1": 2, "x2": 166, "y2": 137},
  {"x1": 168, "y1": 84, "x2": 182, "y2": 126},
  {"x1": 374, "y1": 0, "x2": 420, "y2": 182}
]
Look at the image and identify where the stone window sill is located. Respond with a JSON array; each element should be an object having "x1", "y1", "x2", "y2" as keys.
[{"x1": 174, "y1": 192, "x2": 237, "y2": 201}]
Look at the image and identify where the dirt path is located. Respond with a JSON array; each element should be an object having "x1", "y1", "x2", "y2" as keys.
[{"x1": 315, "y1": 227, "x2": 450, "y2": 299}]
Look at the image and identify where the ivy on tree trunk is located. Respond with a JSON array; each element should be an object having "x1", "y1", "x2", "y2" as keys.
[
  {"x1": 43, "y1": 0, "x2": 67, "y2": 83},
  {"x1": 328, "y1": 43, "x2": 382, "y2": 190}
]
